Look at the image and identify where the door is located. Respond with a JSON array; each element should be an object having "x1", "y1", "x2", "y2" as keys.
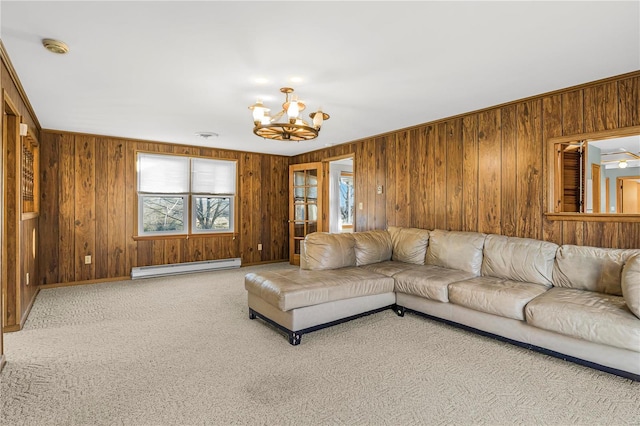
[
  {"x1": 618, "y1": 177, "x2": 640, "y2": 214},
  {"x1": 289, "y1": 162, "x2": 323, "y2": 265},
  {"x1": 591, "y1": 163, "x2": 601, "y2": 213}
]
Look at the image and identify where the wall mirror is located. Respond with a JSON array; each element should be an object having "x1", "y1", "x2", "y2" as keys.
[{"x1": 548, "y1": 126, "x2": 640, "y2": 218}]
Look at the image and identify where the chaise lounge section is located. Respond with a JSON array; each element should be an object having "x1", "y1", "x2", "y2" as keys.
[{"x1": 245, "y1": 228, "x2": 640, "y2": 380}]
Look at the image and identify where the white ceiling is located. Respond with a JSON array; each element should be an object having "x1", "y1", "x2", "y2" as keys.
[{"x1": 1, "y1": 1, "x2": 639, "y2": 156}]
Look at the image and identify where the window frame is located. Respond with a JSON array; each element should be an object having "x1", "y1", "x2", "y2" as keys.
[{"x1": 136, "y1": 152, "x2": 238, "y2": 238}]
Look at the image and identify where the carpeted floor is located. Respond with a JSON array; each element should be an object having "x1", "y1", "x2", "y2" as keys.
[{"x1": 1, "y1": 263, "x2": 639, "y2": 425}]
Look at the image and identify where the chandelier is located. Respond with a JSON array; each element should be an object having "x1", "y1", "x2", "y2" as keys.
[{"x1": 248, "y1": 87, "x2": 329, "y2": 141}]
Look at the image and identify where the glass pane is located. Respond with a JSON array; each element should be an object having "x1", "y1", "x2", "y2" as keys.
[
  {"x1": 308, "y1": 204, "x2": 318, "y2": 221},
  {"x1": 294, "y1": 239, "x2": 301, "y2": 255},
  {"x1": 306, "y1": 186, "x2": 318, "y2": 200},
  {"x1": 141, "y1": 196, "x2": 185, "y2": 232},
  {"x1": 294, "y1": 186, "x2": 304, "y2": 201},
  {"x1": 294, "y1": 171, "x2": 305, "y2": 186},
  {"x1": 194, "y1": 196, "x2": 231, "y2": 231},
  {"x1": 306, "y1": 169, "x2": 318, "y2": 185},
  {"x1": 308, "y1": 222, "x2": 317, "y2": 234},
  {"x1": 294, "y1": 223, "x2": 305, "y2": 238},
  {"x1": 295, "y1": 204, "x2": 305, "y2": 221}
]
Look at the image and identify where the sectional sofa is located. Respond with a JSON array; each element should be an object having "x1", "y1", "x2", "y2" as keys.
[{"x1": 244, "y1": 228, "x2": 640, "y2": 380}]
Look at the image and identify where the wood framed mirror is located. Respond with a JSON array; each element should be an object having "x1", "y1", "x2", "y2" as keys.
[{"x1": 547, "y1": 125, "x2": 640, "y2": 220}]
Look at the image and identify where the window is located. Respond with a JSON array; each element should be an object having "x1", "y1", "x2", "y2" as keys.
[{"x1": 137, "y1": 153, "x2": 236, "y2": 236}]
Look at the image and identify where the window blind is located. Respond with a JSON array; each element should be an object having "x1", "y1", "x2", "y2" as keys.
[{"x1": 138, "y1": 153, "x2": 189, "y2": 193}]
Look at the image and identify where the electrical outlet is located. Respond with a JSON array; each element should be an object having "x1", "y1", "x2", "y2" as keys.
[
  {"x1": 358, "y1": 202, "x2": 364, "y2": 210},
  {"x1": 377, "y1": 185, "x2": 384, "y2": 195},
  {"x1": 258, "y1": 244, "x2": 263, "y2": 251},
  {"x1": 26, "y1": 272, "x2": 29, "y2": 285},
  {"x1": 85, "y1": 255, "x2": 92, "y2": 265}
]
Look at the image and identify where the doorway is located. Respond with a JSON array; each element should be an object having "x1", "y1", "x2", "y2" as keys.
[{"x1": 327, "y1": 156, "x2": 354, "y2": 234}]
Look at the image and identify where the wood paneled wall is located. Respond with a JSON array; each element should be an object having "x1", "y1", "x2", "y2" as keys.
[
  {"x1": 294, "y1": 72, "x2": 640, "y2": 249},
  {"x1": 39, "y1": 132, "x2": 290, "y2": 285},
  {"x1": 1, "y1": 54, "x2": 42, "y2": 334}
]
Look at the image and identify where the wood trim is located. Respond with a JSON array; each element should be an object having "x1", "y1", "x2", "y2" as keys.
[
  {"x1": 0, "y1": 41, "x2": 41, "y2": 130},
  {"x1": 39, "y1": 276, "x2": 131, "y2": 289},
  {"x1": 321, "y1": 153, "x2": 355, "y2": 163},
  {"x1": 547, "y1": 125, "x2": 640, "y2": 145},
  {"x1": 18, "y1": 287, "x2": 39, "y2": 330},
  {"x1": 545, "y1": 213, "x2": 640, "y2": 222},
  {"x1": 132, "y1": 232, "x2": 236, "y2": 241},
  {"x1": 606, "y1": 177, "x2": 611, "y2": 213}
]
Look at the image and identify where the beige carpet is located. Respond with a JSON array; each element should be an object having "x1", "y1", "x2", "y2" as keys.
[{"x1": 1, "y1": 263, "x2": 639, "y2": 425}]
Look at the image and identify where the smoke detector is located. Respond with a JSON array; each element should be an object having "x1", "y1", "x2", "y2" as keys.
[
  {"x1": 195, "y1": 132, "x2": 219, "y2": 139},
  {"x1": 42, "y1": 39, "x2": 70, "y2": 54}
]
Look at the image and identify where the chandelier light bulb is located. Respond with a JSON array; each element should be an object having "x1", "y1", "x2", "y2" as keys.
[
  {"x1": 618, "y1": 160, "x2": 628, "y2": 169},
  {"x1": 287, "y1": 96, "x2": 300, "y2": 122},
  {"x1": 250, "y1": 99, "x2": 268, "y2": 124},
  {"x1": 312, "y1": 109, "x2": 324, "y2": 129}
]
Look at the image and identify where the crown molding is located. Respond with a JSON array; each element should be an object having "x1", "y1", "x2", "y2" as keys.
[{"x1": 0, "y1": 39, "x2": 41, "y2": 129}]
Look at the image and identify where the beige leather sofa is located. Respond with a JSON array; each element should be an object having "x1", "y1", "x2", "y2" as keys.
[{"x1": 244, "y1": 228, "x2": 640, "y2": 380}]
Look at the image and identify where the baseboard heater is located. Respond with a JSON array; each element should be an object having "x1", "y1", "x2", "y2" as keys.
[{"x1": 130, "y1": 258, "x2": 241, "y2": 279}]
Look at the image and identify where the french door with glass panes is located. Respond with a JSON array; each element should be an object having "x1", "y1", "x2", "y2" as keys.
[{"x1": 289, "y1": 162, "x2": 323, "y2": 265}]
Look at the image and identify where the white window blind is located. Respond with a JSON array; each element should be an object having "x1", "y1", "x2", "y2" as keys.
[
  {"x1": 191, "y1": 158, "x2": 237, "y2": 194},
  {"x1": 138, "y1": 153, "x2": 189, "y2": 193}
]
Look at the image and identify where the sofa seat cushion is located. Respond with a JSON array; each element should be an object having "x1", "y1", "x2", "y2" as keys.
[
  {"x1": 360, "y1": 260, "x2": 418, "y2": 277},
  {"x1": 449, "y1": 276, "x2": 549, "y2": 321},
  {"x1": 245, "y1": 267, "x2": 394, "y2": 312},
  {"x1": 525, "y1": 287, "x2": 640, "y2": 352},
  {"x1": 393, "y1": 265, "x2": 477, "y2": 302}
]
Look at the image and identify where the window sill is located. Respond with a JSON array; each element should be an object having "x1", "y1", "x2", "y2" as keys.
[
  {"x1": 545, "y1": 213, "x2": 640, "y2": 222},
  {"x1": 133, "y1": 232, "x2": 236, "y2": 241}
]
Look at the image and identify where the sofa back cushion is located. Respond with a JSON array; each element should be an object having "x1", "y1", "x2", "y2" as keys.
[
  {"x1": 353, "y1": 230, "x2": 393, "y2": 266},
  {"x1": 388, "y1": 227, "x2": 430, "y2": 265},
  {"x1": 301, "y1": 232, "x2": 356, "y2": 270},
  {"x1": 426, "y1": 229, "x2": 486, "y2": 275},
  {"x1": 621, "y1": 254, "x2": 640, "y2": 318},
  {"x1": 553, "y1": 245, "x2": 640, "y2": 295},
  {"x1": 481, "y1": 234, "x2": 558, "y2": 286}
]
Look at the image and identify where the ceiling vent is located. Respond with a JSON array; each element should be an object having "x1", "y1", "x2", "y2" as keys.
[{"x1": 42, "y1": 39, "x2": 69, "y2": 54}]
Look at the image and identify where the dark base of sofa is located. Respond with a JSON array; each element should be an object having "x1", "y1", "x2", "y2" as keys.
[
  {"x1": 394, "y1": 305, "x2": 640, "y2": 382},
  {"x1": 249, "y1": 305, "x2": 395, "y2": 345}
]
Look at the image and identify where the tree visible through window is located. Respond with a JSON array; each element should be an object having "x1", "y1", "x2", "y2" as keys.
[
  {"x1": 137, "y1": 153, "x2": 236, "y2": 236},
  {"x1": 141, "y1": 196, "x2": 185, "y2": 232},
  {"x1": 339, "y1": 172, "x2": 354, "y2": 229},
  {"x1": 194, "y1": 196, "x2": 231, "y2": 231}
]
